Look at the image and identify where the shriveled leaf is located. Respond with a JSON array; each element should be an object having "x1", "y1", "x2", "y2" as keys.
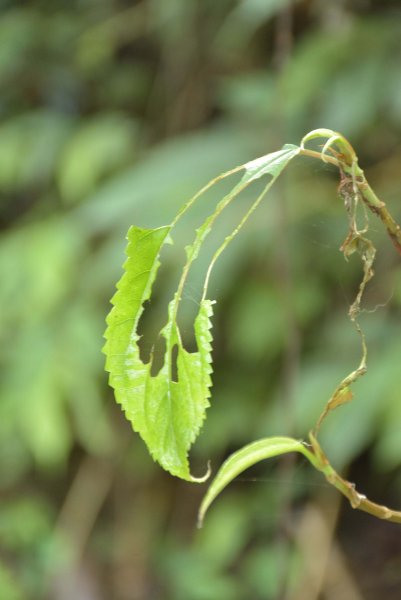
[
  {"x1": 104, "y1": 226, "x2": 213, "y2": 481},
  {"x1": 198, "y1": 437, "x2": 307, "y2": 526},
  {"x1": 329, "y1": 386, "x2": 353, "y2": 410}
]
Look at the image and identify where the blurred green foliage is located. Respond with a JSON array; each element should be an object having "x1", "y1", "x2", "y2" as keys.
[{"x1": 1, "y1": 0, "x2": 401, "y2": 598}]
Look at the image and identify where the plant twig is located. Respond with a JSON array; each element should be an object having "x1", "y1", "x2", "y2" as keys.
[
  {"x1": 300, "y1": 130, "x2": 401, "y2": 254},
  {"x1": 304, "y1": 434, "x2": 401, "y2": 524},
  {"x1": 299, "y1": 130, "x2": 401, "y2": 523}
]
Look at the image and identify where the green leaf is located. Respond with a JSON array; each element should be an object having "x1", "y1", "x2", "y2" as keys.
[
  {"x1": 198, "y1": 437, "x2": 307, "y2": 526},
  {"x1": 104, "y1": 142, "x2": 299, "y2": 482},
  {"x1": 104, "y1": 225, "x2": 213, "y2": 481}
]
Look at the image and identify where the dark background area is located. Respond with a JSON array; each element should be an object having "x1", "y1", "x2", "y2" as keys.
[{"x1": 1, "y1": 0, "x2": 401, "y2": 598}]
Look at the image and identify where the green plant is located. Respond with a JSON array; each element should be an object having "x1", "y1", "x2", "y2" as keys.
[{"x1": 104, "y1": 128, "x2": 401, "y2": 526}]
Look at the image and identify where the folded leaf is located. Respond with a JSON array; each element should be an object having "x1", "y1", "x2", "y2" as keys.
[
  {"x1": 199, "y1": 433, "x2": 401, "y2": 526},
  {"x1": 198, "y1": 436, "x2": 307, "y2": 526}
]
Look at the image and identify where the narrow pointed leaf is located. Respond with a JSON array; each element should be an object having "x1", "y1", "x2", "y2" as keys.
[{"x1": 198, "y1": 436, "x2": 307, "y2": 526}]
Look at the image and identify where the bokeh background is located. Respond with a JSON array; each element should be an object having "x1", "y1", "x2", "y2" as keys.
[{"x1": 1, "y1": 0, "x2": 401, "y2": 598}]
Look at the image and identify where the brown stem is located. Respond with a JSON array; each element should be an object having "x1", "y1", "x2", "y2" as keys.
[
  {"x1": 300, "y1": 145, "x2": 401, "y2": 255},
  {"x1": 300, "y1": 133, "x2": 401, "y2": 524},
  {"x1": 357, "y1": 179, "x2": 401, "y2": 256},
  {"x1": 307, "y1": 435, "x2": 401, "y2": 525}
]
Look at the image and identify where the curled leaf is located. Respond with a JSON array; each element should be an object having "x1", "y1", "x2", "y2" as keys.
[{"x1": 301, "y1": 128, "x2": 355, "y2": 166}]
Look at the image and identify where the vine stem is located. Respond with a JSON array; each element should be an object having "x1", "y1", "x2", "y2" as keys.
[
  {"x1": 299, "y1": 146, "x2": 401, "y2": 255},
  {"x1": 299, "y1": 131, "x2": 401, "y2": 524},
  {"x1": 357, "y1": 178, "x2": 401, "y2": 256},
  {"x1": 303, "y1": 435, "x2": 401, "y2": 525}
]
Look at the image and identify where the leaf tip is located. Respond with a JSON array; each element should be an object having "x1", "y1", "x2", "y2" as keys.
[{"x1": 189, "y1": 460, "x2": 212, "y2": 484}]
